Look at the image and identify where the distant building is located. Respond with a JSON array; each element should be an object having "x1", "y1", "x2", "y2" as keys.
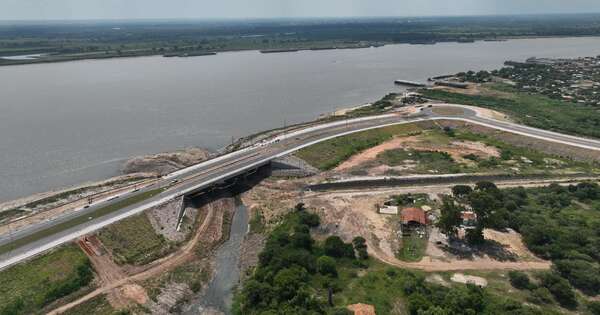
[
  {"x1": 461, "y1": 211, "x2": 477, "y2": 227},
  {"x1": 348, "y1": 303, "x2": 376, "y2": 315}
]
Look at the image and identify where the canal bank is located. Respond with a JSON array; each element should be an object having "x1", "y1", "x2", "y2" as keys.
[{"x1": 182, "y1": 197, "x2": 249, "y2": 315}]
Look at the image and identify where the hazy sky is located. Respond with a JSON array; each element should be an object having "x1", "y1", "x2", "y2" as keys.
[{"x1": 3, "y1": 0, "x2": 600, "y2": 20}]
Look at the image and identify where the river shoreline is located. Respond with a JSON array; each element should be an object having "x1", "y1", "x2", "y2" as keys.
[
  {"x1": 3, "y1": 36, "x2": 600, "y2": 202},
  {"x1": 2, "y1": 35, "x2": 600, "y2": 68}
]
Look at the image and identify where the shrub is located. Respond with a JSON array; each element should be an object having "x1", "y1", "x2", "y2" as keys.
[
  {"x1": 324, "y1": 236, "x2": 355, "y2": 258},
  {"x1": 317, "y1": 256, "x2": 337, "y2": 277},
  {"x1": 588, "y1": 301, "x2": 600, "y2": 315},
  {"x1": 528, "y1": 287, "x2": 553, "y2": 305},
  {"x1": 298, "y1": 212, "x2": 320, "y2": 227},
  {"x1": 508, "y1": 271, "x2": 532, "y2": 290},
  {"x1": 452, "y1": 185, "x2": 473, "y2": 197}
]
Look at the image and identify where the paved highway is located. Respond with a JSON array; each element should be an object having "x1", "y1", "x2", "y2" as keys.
[{"x1": 1, "y1": 104, "x2": 600, "y2": 270}]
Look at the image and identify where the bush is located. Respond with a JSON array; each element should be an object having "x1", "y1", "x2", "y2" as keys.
[
  {"x1": 528, "y1": 287, "x2": 553, "y2": 305},
  {"x1": 332, "y1": 308, "x2": 352, "y2": 315},
  {"x1": 298, "y1": 211, "x2": 320, "y2": 227},
  {"x1": 352, "y1": 236, "x2": 369, "y2": 260},
  {"x1": 588, "y1": 301, "x2": 600, "y2": 315},
  {"x1": 452, "y1": 185, "x2": 473, "y2": 197},
  {"x1": 538, "y1": 272, "x2": 577, "y2": 308},
  {"x1": 508, "y1": 271, "x2": 532, "y2": 290},
  {"x1": 317, "y1": 256, "x2": 337, "y2": 277},
  {"x1": 324, "y1": 236, "x2": 355, "y2": 258},
  {"x1": 475, "y1": 181, "x2": 498, "y2": 192},
  {"x1": 554, "y1": 259, "x2": 600, "y2": 295}
]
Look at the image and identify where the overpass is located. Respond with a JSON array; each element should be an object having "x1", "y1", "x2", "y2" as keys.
[{"x1": 2, "y1": 104, "x2": 600, "y2": 270}]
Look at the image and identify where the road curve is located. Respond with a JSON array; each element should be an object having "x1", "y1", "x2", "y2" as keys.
[{"x1": 1, "y1": 104, "x2": 600, "y2": 270}]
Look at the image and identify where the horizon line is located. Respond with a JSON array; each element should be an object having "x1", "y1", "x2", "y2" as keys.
[{"x1": 1, "y1": 12, "x2": 600, "y2": 23}]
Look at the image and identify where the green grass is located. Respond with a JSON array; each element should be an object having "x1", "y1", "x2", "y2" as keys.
[
  {"x1": 296, "y1": 123, "x2": 423, "y2": 170},
  {"x1": 378, "y1": 148, "x2": 461, "y2": 173},
  {"x1": 421, "y1": 84, "x2": 600, "y2": 139},
  {"x1": 98, "y1": 212, "x2": 174, "y2": 265},
  {"x1": 396, "y1": 232, "x2": 429, "y2": 262},
  {"x1": 0, "y1": 244, "x2": 94, "y2": 315},
  {"x1": 0, "y1": 188, "x2": 165, "y2": 256}
]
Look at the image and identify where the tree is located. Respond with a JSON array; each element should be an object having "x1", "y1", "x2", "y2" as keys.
[
  {"x1": 317, "y1": 256, "x2": 338, "y2": 277},
  {"x1": 538, "y1": 272, "x2": 577, "y2": 309},
  {"x1": 408, "y1": 293, "x2": 433, "y2": 315},
  {"x1": 290, "y1": 231, "x2": 313, "y2": 250},
  {"x1": 508, "y1": 271, "x2": 532, "y2": 290},
  {"x1": 324, "y1": 236, "x2": 354, "y2": 258},
  {"x1": 298, "y1": 211, "x2": 320, "y2": 227},
  {"x1": 274, "y1": 266, "x2": 309, "y2": 301},
  {"x1": 437, "y1": 196, "x2": 463, "y2": 239},
  {"x1": 475, "y1": 181, "x2": 498, "y2": 192},
  {"x1": 452, "y1": 185, "x2": 472, "y2": 197},
  {"x1": 352, "y1": 236, "x2": 369, "y2": 260},
  {"x1": 465, "y1": 227, "x2": 485, "y2": 245},
  {"x1": 588, "y1": 301, "x2": 600, "y2": 315}
]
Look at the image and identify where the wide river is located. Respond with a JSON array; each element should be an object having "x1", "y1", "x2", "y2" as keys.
[{"x1": 2, "y1": 37, "x2": 600, "y2": 202}]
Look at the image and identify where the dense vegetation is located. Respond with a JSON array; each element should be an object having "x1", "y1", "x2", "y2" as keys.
[
  {"x1": 441, "y1": 181, "x2": 600, "y2": 308},
  {"x1": 234, "y1": 203, "x2": 566, "y2": 314},
  {"x1": 3, "y1": 14, "x2": 600, "y2": 65},
  {"x1": 421, "y1": 85, "x2": 600, "y2": 139},
  {"x1": 0, "y1": 245, "x2": 94, "y2": 315}
]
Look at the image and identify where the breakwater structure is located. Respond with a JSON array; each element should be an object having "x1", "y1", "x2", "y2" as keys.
[{"x1": 394, "y1": 80, "x2": 428, "y2": 87}]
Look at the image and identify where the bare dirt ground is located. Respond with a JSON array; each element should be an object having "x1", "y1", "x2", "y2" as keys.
[
  {"x1": 49, "y1": 198, "x2": 230, "y2": 315},
  {"x1": 333, "y1": 132, "x2": 500, "y2": 176},
  {"x1": 241, "y1": 179, "x2": 302, "y2": 226},
  {"x1": 78, "y1": 236, "x2": 148, "y2": 309},
  {"x1": 335, "y1": 136, "x2": 419, "y2": 171},
  {"x1": 302, "y1": 188, "x2": 551, "y2": 272}
]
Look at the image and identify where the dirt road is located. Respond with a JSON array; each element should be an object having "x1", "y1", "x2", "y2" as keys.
[{"x1": 49, "y1": 199, "x2": 226, "y2": 315}]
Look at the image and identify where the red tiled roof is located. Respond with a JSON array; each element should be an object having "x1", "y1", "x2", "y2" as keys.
[
  {"x1": 348, "y1": 303, "x2": 376, "y2": 315},
  {"x1": 461, "y1": 211, "x2": 477, "y2": 221},
  {"x1": 401, "y1": 207, "x2": 427, "y2": 225}
]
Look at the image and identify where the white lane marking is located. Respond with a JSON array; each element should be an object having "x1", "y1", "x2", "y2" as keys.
[{"x1": 3, "y1": 110, "x2": 600, "y2": 270}]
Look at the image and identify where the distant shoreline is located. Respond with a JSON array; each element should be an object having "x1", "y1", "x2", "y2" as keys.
[{"x1": 2, "y1": 35, "x2": 599, "y2": 67}]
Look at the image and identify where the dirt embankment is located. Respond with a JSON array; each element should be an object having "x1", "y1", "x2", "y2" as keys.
[
  {"x1": 49, "y1": 197, "x2": 233, "y2": 315},
  {"x1": 122, "y1": 147, "x2": 213, "y2": 176}
]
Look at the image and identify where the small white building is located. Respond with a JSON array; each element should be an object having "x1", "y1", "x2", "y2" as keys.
[{"x1": 379, "y1": 205, "x2": 399, "y2": 215}]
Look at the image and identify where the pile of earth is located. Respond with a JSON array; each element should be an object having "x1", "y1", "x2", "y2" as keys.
[{"x1": 122, "y1": 147, "x2": 213, "y2": 176}]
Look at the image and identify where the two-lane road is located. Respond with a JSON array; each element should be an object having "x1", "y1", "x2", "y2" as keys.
[{"x1": 1, "y1": 104, "x2": 600, "y2": 270}]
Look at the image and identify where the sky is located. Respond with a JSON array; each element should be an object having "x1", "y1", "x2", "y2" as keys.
[{"x1": 2, "y1": 0, "x2": 600, "y2": 20}]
